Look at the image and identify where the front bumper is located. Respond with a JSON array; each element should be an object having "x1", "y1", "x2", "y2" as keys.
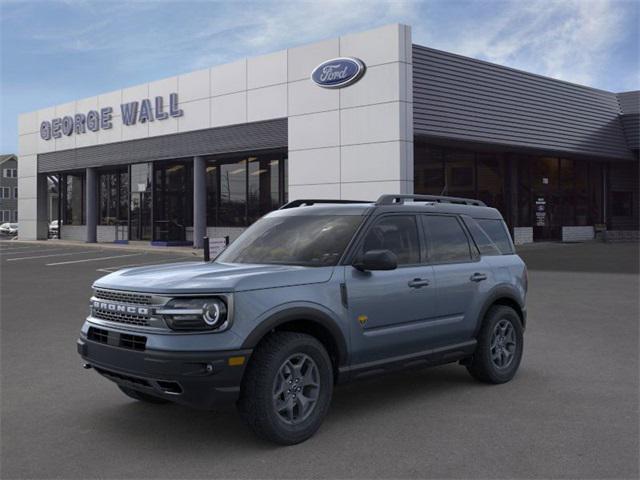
[{"x1": 77, "y1": 333, "x2": 252, "y2": 410}]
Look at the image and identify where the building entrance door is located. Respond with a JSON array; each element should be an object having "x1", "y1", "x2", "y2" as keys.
[
  {"x1": 532, "y1": 157, "x2": 561, "y2": 241},
  {"x1": 129, "y1": 163, "x2": 153, "y2": 241},
  {"x1": 130, "y1": 192, "x2": 152, "y2": 241}
]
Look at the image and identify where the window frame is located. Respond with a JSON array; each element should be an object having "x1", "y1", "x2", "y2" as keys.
[
  {"x1": 420, "y1": 213, "x2": 479, "y2": 266},
  {"x1": 348, "y1": 213, "x2": 426, "y2": 268}
]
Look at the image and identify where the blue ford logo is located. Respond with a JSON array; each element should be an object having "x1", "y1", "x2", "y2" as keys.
[{"x1": 311, "y1": 57, "x2": 366, "y2": 89}]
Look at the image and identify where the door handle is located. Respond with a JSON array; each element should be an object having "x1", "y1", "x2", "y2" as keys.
[
  {"x1": 470, "y1": 272, "x2": 488, "y2": 282},
  {"x1": 408, "y1": 278, "x2": 430, "y2": 288}
]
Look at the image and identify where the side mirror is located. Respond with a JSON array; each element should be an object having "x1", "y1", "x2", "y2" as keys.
[{"x1": 353, "y1": 249, "x2": 398, "y2": 271}]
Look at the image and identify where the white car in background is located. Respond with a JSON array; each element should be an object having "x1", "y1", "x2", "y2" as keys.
[{"x1": 0, "y1": 223, "x2": 18, "y2": 236}]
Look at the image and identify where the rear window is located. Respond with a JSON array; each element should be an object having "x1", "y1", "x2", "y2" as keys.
[
  {"x1": 422, "y1": 215, "x2": 472, "y2": 263},
  {"x1": 477, "y1": 219, "x2": 514, "y2": 254}
]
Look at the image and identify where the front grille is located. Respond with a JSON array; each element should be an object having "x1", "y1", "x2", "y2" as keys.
[
  {"x1": 87, "y1": 327, "x2": 147, "y2": 351},
  {"x1": 92, "y1": 309, "x2": 150, "y2": 327},
  {"x1": 94, "y1": 289, "x2": 152, "y2": 305}
]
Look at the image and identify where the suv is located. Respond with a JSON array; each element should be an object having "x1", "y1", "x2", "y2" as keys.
[{"x1": 77, "y1": 194, "x2": 527, "y2": 444}]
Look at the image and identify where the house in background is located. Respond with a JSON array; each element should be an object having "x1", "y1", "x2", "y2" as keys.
[{"x1": 0, "y1": 154, "x2": 18, "y2": 223}]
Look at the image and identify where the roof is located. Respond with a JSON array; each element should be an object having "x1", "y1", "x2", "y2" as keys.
[
  {"x1": 616, "y1": 91, "x2": 639, "y2": 151},
  {"x1": 412, "y1": 44, "x2": 636, "y2": 160},
  {"x1": 0, "y1": 154, "x2": 17, "y2": 166}
]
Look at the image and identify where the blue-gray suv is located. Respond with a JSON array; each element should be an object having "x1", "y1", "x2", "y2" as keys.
[{"x1": 77, "y1": 194, "x2": 527, "y2": 444}]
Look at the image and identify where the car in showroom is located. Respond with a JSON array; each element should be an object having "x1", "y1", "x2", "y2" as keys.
[{"x1": 0, "y1": 223, "x2": 18, "y2": 236}]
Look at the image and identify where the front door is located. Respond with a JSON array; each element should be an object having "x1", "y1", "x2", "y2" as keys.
[
  {"x1": 345, "y1": 215, "x2": 438, "y2": 365},
  {"x1": 531, "y1": 157, "x2": 561, "y2": 240}
]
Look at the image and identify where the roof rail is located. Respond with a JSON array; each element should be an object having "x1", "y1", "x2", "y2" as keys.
[
  {"x1": 279, "y1": 199, "x2": 372, "y2": 209},
  {"x1": 376, "y1": 194, "x2": 486, "y2": 207}
]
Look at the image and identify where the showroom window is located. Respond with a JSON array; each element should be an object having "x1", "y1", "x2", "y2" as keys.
[
  {"x1": 61, "y1": 173, "x2": 85, "y2": 225},
  {"x1": 206, "y1": 151, "x2": 287, "y2": 227},
  {"x1": 98, "y1": 169, "x2": 128, "y2": 225},
  {"x1": 414, "y1": 143, "x2": 506, "y2": 221}
]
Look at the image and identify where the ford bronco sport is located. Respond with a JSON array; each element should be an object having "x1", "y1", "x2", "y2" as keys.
[{"x1": 77, "y1": 194, "x2": 527, "y2": 444}]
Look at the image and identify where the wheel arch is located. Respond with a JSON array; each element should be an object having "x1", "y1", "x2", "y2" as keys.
[
  {"x1": 241, "y1": 307, "x2": 349, "y2": 375},
  {"x1": 475, "y1": 287, "x2": 526, "y2": 336}
]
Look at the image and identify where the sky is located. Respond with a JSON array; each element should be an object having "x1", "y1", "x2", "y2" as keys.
[{"x1": 1, "y1": 0, "x2": 638, "y2": 153}]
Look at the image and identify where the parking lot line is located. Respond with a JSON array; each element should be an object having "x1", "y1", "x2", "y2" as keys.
[
  {"x1": 96, "y1": 256, "x2": 193, "y2": 273},
  {"x1": 0, "y1": 248, "x2": 75, "y2": 256},
  {"x1": 0, "y1": 246, "x2": 49, "y2": 253},
  {"x1": 46, "y1": 253, "x2": 143, "y2": 266},
  {"x1": 6, "y1": 250, "x2": 100, "y2": 262}
]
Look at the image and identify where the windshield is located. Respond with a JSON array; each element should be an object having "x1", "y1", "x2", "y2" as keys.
[{"x1": 216, "y1": 215, "x2": 363, "y2": 266}]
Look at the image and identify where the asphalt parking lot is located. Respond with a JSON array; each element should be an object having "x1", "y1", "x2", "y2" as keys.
[{"x1": 1, "y1": 240, "x2": 638, "y2": 479}]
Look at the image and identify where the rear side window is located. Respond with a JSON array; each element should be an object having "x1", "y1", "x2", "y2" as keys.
[
  {"x1": 361, "y1": 215, "x2": 420, "y2": 265},
  {"x1": 422, "y1": 215, "x2": 472, "y2": 263},
  {"x1": 477, "y1": 219, "x2": 514, "y2": 254},
  {"x1": 462, "y1": 217, "x2": 501, "y2": 256}
]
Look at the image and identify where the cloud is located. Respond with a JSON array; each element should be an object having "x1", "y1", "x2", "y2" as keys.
[{"x1": 414, "y1": 0, "x2": 637, "y2": 89}]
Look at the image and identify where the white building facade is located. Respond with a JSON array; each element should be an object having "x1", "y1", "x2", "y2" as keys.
[{"x1": 17, "y1": 24, "x2": 639, "y2": 245}]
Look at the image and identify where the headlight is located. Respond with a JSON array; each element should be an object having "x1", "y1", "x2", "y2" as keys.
[{"x1": 157, "y1": 297, "x2": 229, "y2": 331}]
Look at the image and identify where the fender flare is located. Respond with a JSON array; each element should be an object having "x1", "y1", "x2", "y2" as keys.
[
  {"x1": 241, "y1": 306, "x2": 349, "y2": 366},
  {"x1": 474, "y1": 285, "x2": 525, "y2": 336}
]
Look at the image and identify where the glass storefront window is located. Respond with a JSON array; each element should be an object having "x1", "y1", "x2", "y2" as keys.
[
  {"x1": 220, "y1": 159, "x2": 247, "y2": 227},
  {"x1": 154, "y1": 161, "x2": 192, "y2": 241},
  {"x1": 477, "y1": 153, "x2": 505, "y2": 216},
  {"x1": 445, "y1": 151, "x2": 475, "y2": 198},
  {"x1": 62, "y1": 173, "x2": 85, "y2": 225},
  {"x1": 98, "y1": 169, "x2": 128, "y2": 225},
  {"x1": 414, "y1": 144, "x2": 444, "y2": 195},
  {"x1": 207, "y1": 151, "x2": 287, "y2": 227},
  {"x1": 414, "y1": 141, "x2": 611, "y2": 239}
]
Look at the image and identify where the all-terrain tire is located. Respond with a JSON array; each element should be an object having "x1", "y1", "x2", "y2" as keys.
[
  {"x1": 118, "y1": 385, "x2": 170, "y2": 404},
  {"x1": 467, "y1": 305, "x2": 524, "y2": 384},
  {"x1": 238, "y1": 331, "x2": 333, "y2": 445}
]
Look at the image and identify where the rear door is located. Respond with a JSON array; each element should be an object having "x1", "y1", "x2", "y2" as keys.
[{"x1": 421, "y1": 214, "x2": 493, "y2": 346}]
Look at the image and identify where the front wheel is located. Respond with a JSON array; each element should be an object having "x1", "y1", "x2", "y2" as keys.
[
  {"x1": 238, "y1": 332, "x2": 333, "y2": 445},
  {"x1": 466, "y1": 305, "x2": 524, "y2": 384}
]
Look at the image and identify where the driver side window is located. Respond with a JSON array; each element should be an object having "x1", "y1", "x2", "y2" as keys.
[{"x1": 361, "y1": 215, "x2": 420, "y2": 265}]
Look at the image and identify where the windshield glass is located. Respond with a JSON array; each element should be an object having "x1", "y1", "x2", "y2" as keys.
[{"x1": 216, "y1": 215, "x2": 363, "y2": 266}]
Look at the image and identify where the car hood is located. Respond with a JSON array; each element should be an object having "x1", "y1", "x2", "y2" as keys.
[{"x1": 93, "y1": 261, "x2": 335, "y2": 294}]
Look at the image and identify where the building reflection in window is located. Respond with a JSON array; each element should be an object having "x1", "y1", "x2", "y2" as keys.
[
  {"x1": 206, "y1": 151, "x2": 287, "y2": 227},
  {"x1": 61, "y1": 173, "x2": 85, "y2": 225}
]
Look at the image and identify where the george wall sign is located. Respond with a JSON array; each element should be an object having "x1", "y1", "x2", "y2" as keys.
[
  {"x1": 311, "y1": 57, "x2": 366, "y2": 89},
  {"x1": 40, "y1": 93, "x2": 184, "y2": 140}
]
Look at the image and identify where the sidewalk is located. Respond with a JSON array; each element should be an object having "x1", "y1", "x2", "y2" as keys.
[{"x1": 4, "y1": 238, "x2": 203, "y2": 257}]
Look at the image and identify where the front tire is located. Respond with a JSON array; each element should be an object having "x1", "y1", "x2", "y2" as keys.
[
  {"x1": 238, "y1": 332, "x2": 333, "y2": 445},
  {"x1": 467, "y1": 305, "x2": 524, "y2": 384},
  {"x1": 118, "y1": 385, "x2": 170, "y2": 404}
]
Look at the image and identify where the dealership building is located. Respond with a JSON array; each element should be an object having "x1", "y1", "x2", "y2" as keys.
[{"x1": 17, "y1": 24, "x2": 639, "y2": 246}]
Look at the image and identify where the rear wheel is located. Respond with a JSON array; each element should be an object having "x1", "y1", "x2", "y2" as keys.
[
  {"x1": 118, "y1": 385, "x2": 170, "y2": 404},
  {"x1": 238, "y1": 331, "x2": 333, "y2": 445},
  {"x1": 467, "y1": 305, "x2": 523, "y2": 384}
]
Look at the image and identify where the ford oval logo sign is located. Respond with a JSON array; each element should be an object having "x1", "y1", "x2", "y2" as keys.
[{"x1": 311, "y1": 57, "x2": 366, "y2": 89}]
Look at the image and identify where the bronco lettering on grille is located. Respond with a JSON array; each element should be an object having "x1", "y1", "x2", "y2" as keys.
[{"x1": 92, "y1": 300, "x2": 149, "y2": 316}]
